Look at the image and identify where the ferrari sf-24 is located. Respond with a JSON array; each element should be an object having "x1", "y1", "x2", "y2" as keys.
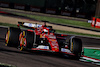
[{"x1": 5, "y1": 21, "x2": 82, "y2": 59}]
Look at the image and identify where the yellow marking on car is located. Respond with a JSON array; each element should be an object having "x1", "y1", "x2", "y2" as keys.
[
  {"x1": 20, "y1": 46, "x2": 23, "y2": 51},
  {"x1": 55, "y1": 48, "x2": 57, "y2": 50},
  {"x1": 23, "y1": 31, "x2": 25, "y2": 36},
  {"x1": 22, "y1": 31, "x2": 25, "y2": 46},
  {"x1": 51, "y1": 39, "x2": 56, "y2": 41},
  {"x1": 71, "y1": 42, "x2": 73, "y2": 51},
  {"x1": 40, "y1": 34, "x2": 42, "y2": 38}
]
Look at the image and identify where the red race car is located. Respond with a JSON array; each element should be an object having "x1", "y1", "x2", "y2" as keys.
[{"x1": 5, "y1": 21, "x2": 82, "y2": 59}]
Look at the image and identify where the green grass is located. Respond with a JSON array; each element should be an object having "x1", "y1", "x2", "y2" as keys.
[
  {"x1": 13, "y1": 13, "x2": 92, "y2": 28},
  {"x1": 0, "y1": 22, "x2": 100, "y2": 37},
  {"x1": 13, "y1": 12, "x2": 100, "y2": 30},
  {"x1": 0, "y1": 23, "x2": 17, "y2": 27},
  {"x1": 56, "y1": 30, "x2": 100, "y2": 37}
]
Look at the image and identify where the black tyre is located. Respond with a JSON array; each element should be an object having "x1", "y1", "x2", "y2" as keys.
[
  {"x1": 5, "y1": 27, "x2": 21, "y2": 47},
  {"x1": 69, "y1": 38, "x2": 82, "y2": 59},
  {"x1": 20, "y1": 30, "x2": 35, "y2": 50}
]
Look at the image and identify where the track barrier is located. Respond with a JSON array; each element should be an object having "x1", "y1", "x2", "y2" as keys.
[
  {"x1": 91, "y1": 17, "x2": 96, "y2": 27},
  {"x1": 84, "y1": 48, "x2": 100, "y2": 60},
  {"x1": 91, "y1": 17, "x2": 100, "y2": 28},
  {"x1": 80, "y1": 48, "x2": 100, "y2": 65}
]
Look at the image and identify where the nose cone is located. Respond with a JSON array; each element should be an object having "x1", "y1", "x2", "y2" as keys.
[{"x1": 52, "y1": 47, "x2": 59, "y2": 52}]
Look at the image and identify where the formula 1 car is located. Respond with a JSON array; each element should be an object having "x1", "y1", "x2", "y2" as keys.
[{"x1": 5, "y1": 21, "x2": 82, "y2": 59}]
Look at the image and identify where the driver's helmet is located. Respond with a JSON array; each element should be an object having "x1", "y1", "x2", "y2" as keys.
[{"x1": 43, "y1": 29, "x2": 48, "y2": 33}]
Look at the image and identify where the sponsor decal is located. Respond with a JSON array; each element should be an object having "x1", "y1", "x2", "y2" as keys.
[
  {"x1": 23, "y1": 22, "x2": 42, "y2": 28},
  {"x1": 91, "y1": 17, "x2": 96, "y2": 27},
  {"x1": 61, "y1": 11, "x2": 71, "y2": 16},
  {"x1": 91, "y1": 21, "x2": 95, "y2": 26},
  {"x1": 0, "y1": 2, "x2": 9, "y2": 7},
  {"x1": 30, "y1": 6, "x2": 40, "y2": 12},
  {"x1": 37, "y1": 45, "x2": 49, "y2": 49},
  {"x1": 44, "y1": 46, "x2": 49, "y2": 49},
  {"x1": 29, "y1": 23, "x2": 32, "y2": 27},
  {"x1": 38, "y1": 25, "x2": 42, "y2": 27},
  {"x1": 91, "y1": 18, "x2": 100, "y2": 28},
  {"x1": 49, "y1": 39, "x2": 59, "y2": 51},
  {"x1": 76, "y1": 14, "x2": 85, "y2": 18},
  {"x1": 46, "y1": 8, "x2": 56, "y2": 14},
  {"x1": 49, "y1": 35, "x2": 56, "y2": 39},
  {"x1": 95, "y1": 21, "x2": 100, "y2": 28},
  {"x1": 14, "y1": 4, "x2": 25, "y2": 10},
  {"x1": 61, "y1": 48, "x2": 71, "y2": 53},
  {"x1": 51, "y1": 42, "x2": 58, "y2": 46},
  {"x1": 55, "y1": 48, "x2": 58, "y2": 50},
  {"x1": 50, "y1": 39, "x2": 56, "y2": 41}
]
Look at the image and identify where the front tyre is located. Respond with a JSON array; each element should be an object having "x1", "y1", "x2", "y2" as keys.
[
  {"x1": 69, "y1": 38, "x2": 82, "y2": 59},
  {"x1": 19, "y1": 30, "x2": 35, "y2": 51}
]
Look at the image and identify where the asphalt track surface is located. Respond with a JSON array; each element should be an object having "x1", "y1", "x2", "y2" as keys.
[{"x1": 0, "y1": 27, "x2": 100, "y2": 67}]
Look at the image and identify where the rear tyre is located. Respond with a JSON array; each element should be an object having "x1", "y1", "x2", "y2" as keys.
[
  {"x1": 69, "y1": 38, "x2": 82, "y2": 59},
  {"x1": 5, "y1": 27, "x2": 21, "y2": 47},
  {"x1": 19, "y1": 31, "x2": 35, "y2": 50}
]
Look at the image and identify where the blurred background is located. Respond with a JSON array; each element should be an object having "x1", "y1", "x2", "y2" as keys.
[{"x1": 0, "y1": 0, "x2": 98, "y2": 19}]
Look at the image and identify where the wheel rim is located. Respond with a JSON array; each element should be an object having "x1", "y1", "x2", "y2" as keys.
[
  {"x1": 20, "y1": 38, "x2": 26, "y2": 51},
  {"x1": 5, "y1": 30, "x2": 10, "y2": 46},
  {"x1": 19, "y1": 31, "x2": 26, "y2": 51},
  {"x1": 20, "y1": 37, "x2": 24, "y2": 51},
  {"x1": 19, "y1": 32, "x2": 22, "y2": 41},
  {"x1": 20, "y1": 37, "x2": 23, "y2": 47}
]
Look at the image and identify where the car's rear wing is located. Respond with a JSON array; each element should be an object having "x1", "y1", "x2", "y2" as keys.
[
  {"x1": 18, "y1": 21, "x2": 53, "y2": 29},
  {"x1": 18, "y1": 22, "x2": 42, "y2": 29}
]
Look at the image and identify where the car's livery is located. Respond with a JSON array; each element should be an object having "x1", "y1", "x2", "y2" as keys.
[{"x1": 5, "y1": 21, "x2": 82, "y2": 59}]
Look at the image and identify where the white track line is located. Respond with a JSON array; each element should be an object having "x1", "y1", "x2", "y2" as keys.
[
  {"x1": 84, "y1": 47, "x2": 100, "y2": 49},
  {"x1": 0, "y1": 25, "x2": 8, "y2": 28}
]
